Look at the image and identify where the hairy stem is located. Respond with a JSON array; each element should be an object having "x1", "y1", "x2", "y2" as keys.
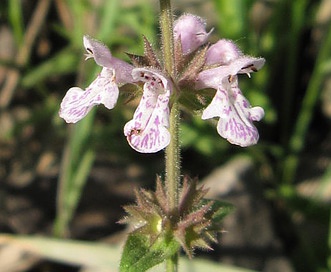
[
  {"x1": 159, "y1": 0, "x2": 175, "y2": 76},
  {"x1": 165, "y1": 100, "x2": 181, "y2": 211},
  {"x1": 159, "y1": 0, "x2": 179, "y2": 271},
  {"x1": 165, "y1": 101, "x2": 180, "y2": 272}
]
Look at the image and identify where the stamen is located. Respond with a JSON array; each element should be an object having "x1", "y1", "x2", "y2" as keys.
[{"x1": 241, "y1": 64, "x2": 257, "y2": 72}]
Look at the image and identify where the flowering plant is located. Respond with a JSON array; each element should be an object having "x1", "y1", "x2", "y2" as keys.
[{"x1": 59, "y1": 2, "x2": 265, "y2": 271}]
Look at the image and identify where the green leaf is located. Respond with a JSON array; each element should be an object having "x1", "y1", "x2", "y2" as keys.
[
  {"x1": 8, "y1": 0, "x2": 24, "y2": 45},
  {"x1": 54, "y1": 111, "x2": 96, "y2": 238},
  {"x1": 120, "y1": 234, "x2": 180, "y2": 272}
]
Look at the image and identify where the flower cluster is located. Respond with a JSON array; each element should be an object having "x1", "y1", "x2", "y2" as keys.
[{"x1": 59, "y1": 14, "x2": 265, "y2": 151}]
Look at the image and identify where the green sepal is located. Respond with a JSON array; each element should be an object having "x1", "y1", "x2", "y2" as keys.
[
  {"x1": 120, "y1": 233, "x2": 180, "y2": 272},
  {"x1": 203, "y1": 199, "x2": 235, "y2": 227}
]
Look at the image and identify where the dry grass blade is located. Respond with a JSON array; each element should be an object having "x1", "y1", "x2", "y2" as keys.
[{"x1": 0, "y1": 0, "x2": 52, "y2": 108}]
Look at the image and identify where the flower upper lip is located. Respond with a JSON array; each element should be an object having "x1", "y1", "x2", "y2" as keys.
[
  {"x1": 83, "y1": 35, "x2": 135, "y2": 84},
  {"x1": 196, "y1": 56, "x2": 265, "y2": 90}
]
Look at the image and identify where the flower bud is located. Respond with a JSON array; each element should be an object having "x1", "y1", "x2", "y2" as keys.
[
  {"x1": 205, "y1": 39, "x2": 241, "y2": 66},
  {"x1": 174, "y1": 14, "x2": 212, "y2": 54}
]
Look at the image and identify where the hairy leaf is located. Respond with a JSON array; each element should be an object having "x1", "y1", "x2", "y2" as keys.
[{"x1": 120, "y1": 234, "x2": 180, "y2": 272}]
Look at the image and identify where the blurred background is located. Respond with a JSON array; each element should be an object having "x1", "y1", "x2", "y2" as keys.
[{"x1": 0, "y1": 0, "x2": 331, "y2": 271}]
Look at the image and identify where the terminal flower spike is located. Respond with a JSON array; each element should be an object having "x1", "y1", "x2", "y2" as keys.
[{"x1": 59, "y1": 14, "x2": 265, "y2": 152}]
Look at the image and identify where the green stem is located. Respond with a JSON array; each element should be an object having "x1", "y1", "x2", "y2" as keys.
[
  {"x1": 159, "y1": 0, "x2": 175, "y2": 76},
  {"x1": 165, "y1": 101, "x2": 180, "y2": 272},
  {"x1": 159, "y1": 1, "x2": 179, "y2": 271},
  {"x1": 165, "y1": 100, "x2": 181, "y2": 211}
]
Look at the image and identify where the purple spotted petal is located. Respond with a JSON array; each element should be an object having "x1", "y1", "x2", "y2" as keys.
[
  {"x1": 174, "y1": 14, "x2": 213, "y2": 55},
  {"x1": 59, "y1": 68, "x2": 118, "y2": 123},
  {"x1": 124, "y1": 68, "x2": 171, "y2": 153},
  {"x1": 124, "y1": 107, "x2": 170, "y2": 153},
  {"x1": 202, "y1": 77, "x2": 264, "y2": 147}
]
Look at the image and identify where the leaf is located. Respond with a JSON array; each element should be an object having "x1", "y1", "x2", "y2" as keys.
[
  {"x1": 54, "y1": 111, "x2": 96, "y2": 237},
  {"x1": 120, "y1": 234, "x2": 180, "y2": 272},
  {"x1": 8, "y1": 0, "x2": 24, "y2": 45}
]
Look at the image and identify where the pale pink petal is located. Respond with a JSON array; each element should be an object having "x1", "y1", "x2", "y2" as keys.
[
  {"x1": 124, "y1": 107, "x2": 170, "y2": 153},
  {"x1": 196, "y1": 56, "x2": 265, "y2": 90},
  {"x1": 83, "y1": 35, "x2": 134, "y2": 84},
  {"x1": 202, "y1": 77, "x2": 263, "y2": 147},
  {"x1": 234, "y1": 57, "x2": 265, "y2": 75},
  {"x1": 174, "y1": 14, "x2": 213, "y2": 54},
  {"x1": 196, "y1": 65, "x2": 231, "y2": 90},
  {"x1": 205, "y1": 39, "x2": 241, "y2": 66},
  {"x1": 201, "y1": 89, "x2": 228, "y2": 120},
  {"x1": 83, "y1": 35, "x2": 113, "y2": 67},
  {"x1": 59, "y1": 68, "x2": 118, "y2": 123},
  {"x1": 249, "y1": 106, "x2": 264, "y2": 121},
  {"x1": 124, "y1": 68, "x2": 171, "y2": 153}
]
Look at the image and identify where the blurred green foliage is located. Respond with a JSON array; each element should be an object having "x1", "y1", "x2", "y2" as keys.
[{"x1": 1, "y1": 0, "x2": 331, "y2": 271}]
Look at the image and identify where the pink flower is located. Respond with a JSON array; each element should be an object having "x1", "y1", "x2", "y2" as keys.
[
  {"x1": 196, "y1": 40, "x2": 265, "y2": 147},
  {"x1": 124, "y1": 68, "x2": 171, "y2": 153},
  {"x1": 59, "y1": 36, "x2": 134, "y2": 123}
]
